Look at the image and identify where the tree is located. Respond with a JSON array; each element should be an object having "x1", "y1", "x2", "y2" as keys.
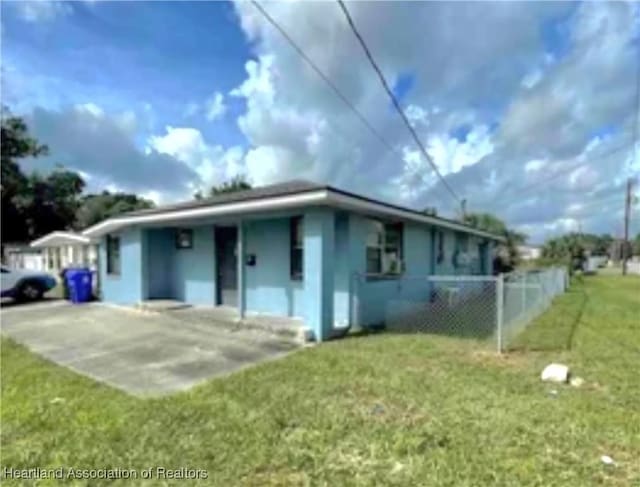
[
  {"x1": 18, "y1": 168, "x2": 86, "y2": 238},
  {"x1": 634, "y1": 233, "x2": 640, "y2": 257},
  {"x1": 462, "y1": 212, "x2": 526, "y2": 272},
  {"x1": 195, "y1": 175, "x2": 252, "y2": 199},
  {"x1": 540, "y1": 233, "x2": 589, "y2": 271},
  {"x1": 75, "y1": 191, "x2": 155, "y2": 229},
  {"x1": 1, "y1": 107, "x2": 49, "y2": 242},
  {"x1": 422, "y1": 207, "x2": 438, "y2": 216}
]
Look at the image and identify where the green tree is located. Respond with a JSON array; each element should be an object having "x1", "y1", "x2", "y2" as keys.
[
  {"x1": 540, "y1": 233, "x2": 589, "y2": 271},
  {"x1": 463, "y1": 212, "x2": 526, "y2": 271},
  {"x1": 75, "y1": 191, "x2": 155, "y2": 229},
  {"x1": 195, "y1": 175, "x2": 252, "y2": 199},
  {"x1": 17, "y1": 168, "x2": 86, "y2": 238},
  {"x1": 1, "y1": 107, "x2": 49, "y2": 242}
]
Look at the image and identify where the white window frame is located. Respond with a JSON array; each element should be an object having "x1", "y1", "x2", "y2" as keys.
[{"x1": 365, "y1": 219, "x2": 404, "y2": 278}]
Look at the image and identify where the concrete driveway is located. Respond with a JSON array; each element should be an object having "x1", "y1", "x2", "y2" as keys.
[{"x1": 1, "y1": 302, "x2": 301, "y2": 396}]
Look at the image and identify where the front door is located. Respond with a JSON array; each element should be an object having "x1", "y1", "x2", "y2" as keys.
[{"x1": 215, "y1": 226, "x2": 238, "y2": 306}]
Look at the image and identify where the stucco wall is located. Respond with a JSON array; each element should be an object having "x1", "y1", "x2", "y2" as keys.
[
  {"x1": 244, "y1": 217, "x2": 305, "y2": 318},
  {"x1": 356, "y1": 222, "x2": 433, "y2": 326},
  {"x1": 99, "y1": 227, "x2": 146, "y2": 304},
  {"x1": 172, "y1": 226, "x2": 216, "y2": 305},
  {"x1": 355, "y1": 222, "x2": 494, "y2": 327},
  {"x1": 98, "y1": 208, "x2": 495, "y2": 335}
]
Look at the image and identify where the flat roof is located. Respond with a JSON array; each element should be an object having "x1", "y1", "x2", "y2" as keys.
[{"x1": 82, "y1": 180, "x2": 505, "y2": 242}]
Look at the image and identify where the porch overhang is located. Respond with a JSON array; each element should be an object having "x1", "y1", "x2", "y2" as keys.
[{"x1": 30, "y1": 231, "x2": 93, "y2": 248}]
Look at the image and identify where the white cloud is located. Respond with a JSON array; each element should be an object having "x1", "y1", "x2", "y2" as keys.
[
  {"x1": 229, "y1": 1, "x2": 577, "y2": 208},
  {"x1": 393, "y1": 123, "x2": 495, "y2": 205},
  {"x1": 205, "y1": 92, "x2": 227, "y2": 121},
  {"x1": 524, "y1": 159, "x2": 547, "y2": 173},
  {"x1": 14, "y1": 1, "x2": 72, "y2": 23},
  {"x1": 25, "y1": 106, "x2": 198, "y2": 199},
  {"x1": 182, "y1": 92, "x2": 227, "y2": 121},
  {"x1": 75, "y1": 103, "x2": 104, "y2": 118},
  {"x1": 147, "y1": 126, "x2": 245, "y2": 191}
]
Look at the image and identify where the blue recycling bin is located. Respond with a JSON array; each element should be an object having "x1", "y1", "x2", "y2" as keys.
[{"x1": 65, "y1": 268, "x2": 93, "y2": 304}]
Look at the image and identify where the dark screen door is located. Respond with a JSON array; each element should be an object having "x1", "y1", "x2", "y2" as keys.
[{"x1": 215, "y1": 226, "x2": 238, "y2": 306}]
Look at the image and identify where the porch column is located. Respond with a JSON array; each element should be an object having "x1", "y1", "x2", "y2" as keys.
[
  {"x1": 237, "y1": 220, "x2": 246, "y2": 319},
  {"x1": 303, "y1": 208, "x2": 335, "y2": 342}
]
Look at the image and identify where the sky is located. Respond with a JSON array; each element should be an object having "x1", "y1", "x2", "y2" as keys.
[{"x1": 2, "y1": 0, "x2": 639, "y2": 244}]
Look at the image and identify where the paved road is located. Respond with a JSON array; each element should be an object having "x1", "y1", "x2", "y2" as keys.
[{"x1": 1, "y1": 301, "x2": 300, "y2": 396}]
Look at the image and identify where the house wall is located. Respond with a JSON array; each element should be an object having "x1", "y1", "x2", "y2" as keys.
[
  {"x1": 244, "y1": 217, "x2": 305, "y2": 317},
  {"x1": 354, "y1": 221, "x2": 494, "y2": 327},
  {"x1": 171, "y1": 226, "x2": 216, "y2": 305},
  {"x1": 99, "y1": 227, "x2": 146, "y2": 304},
  {"x1": 356, "y1": 221, "x2": 433, "y2": 326},
  {"x1": 98, "y1": 206, "x2": 496, "y2": 337}
]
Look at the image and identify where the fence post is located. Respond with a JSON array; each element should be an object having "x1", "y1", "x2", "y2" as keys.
[
  {"x1": 496, "y1": 273, "x2": 504, "y2": 353},
  {"x1": 349, "y1": 272, "x2": 360, "y2": 329},
  {"x1": 521, "y1": 272, "x2": 527, "y2": 318}
]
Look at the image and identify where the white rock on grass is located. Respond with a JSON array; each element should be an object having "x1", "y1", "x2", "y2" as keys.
[
  {"x1": 541, "y1": 363, "x2": 570, "y2": 383},
  {"x1": 600, "y1": 455, "x2": 615, "y2": 466}
]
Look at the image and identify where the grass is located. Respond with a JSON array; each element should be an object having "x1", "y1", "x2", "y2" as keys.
[{"x1": 2, "y1": 275, "x2": 639, "y2": 486}]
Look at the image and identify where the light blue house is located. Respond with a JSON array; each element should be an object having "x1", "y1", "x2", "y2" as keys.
[{"x1": 83, "y1": 181, "x2": 502, "y2": 341}]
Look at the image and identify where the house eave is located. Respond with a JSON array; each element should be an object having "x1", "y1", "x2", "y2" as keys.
[
  {"x1": 81, "y1": 188, "x2": 505, "y2": 242},
  {"x1": 81, "y1": 190, "x2": 331, "y2": 238}
]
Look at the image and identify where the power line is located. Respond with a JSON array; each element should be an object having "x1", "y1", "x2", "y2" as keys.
[
  {"x1": 250, "y1": 2, "x2": 397, "y2": 158},
  {"x1": 633, "y1": 39, "x2": 640, "y2": 170},
  {"x1": 335, "y1": 0, "x2": 463, "y2": 210}
]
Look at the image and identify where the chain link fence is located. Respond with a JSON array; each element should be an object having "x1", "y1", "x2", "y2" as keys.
[{"x1": 351, "y1": 267, "x2": 568, "y2": 352}]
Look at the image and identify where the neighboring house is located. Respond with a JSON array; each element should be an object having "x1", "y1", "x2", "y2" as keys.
[
  {"x1": 30, "y1": 231, "x2": 99, "y2": 274},
  {"x1": 82, "y1": 181, "x2": 503, "y2": 341},
  {"x1": 517, "y1": 245, "x2": 541, "y2": 261},
  {"x1": 2, "y1": 244, "x2": 44, "y2": 271}
]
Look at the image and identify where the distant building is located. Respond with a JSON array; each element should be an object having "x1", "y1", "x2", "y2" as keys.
[
  {"x1": 608, "y1": 239, "x2": 631, "y2": 263},
  {"x1": 2, "y1": 244, "x2": 43, "y2": 270},
  {"x1": 517, "y1": 245, "x2": 541, "y2": 261},
  {"x1": 30, "y1": 231, "x2": 98, "y2": 273}
]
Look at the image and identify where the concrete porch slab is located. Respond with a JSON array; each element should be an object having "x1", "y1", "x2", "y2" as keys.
[
  {"x1": 136, "y1": 299, "x2": 193, "y2": 312},
  {"x1": 154, "y1": 305, "x2": 307, "y2": 342},
  {"x1": 1, "y1": 301, "x2": 302, "y2": 396}
]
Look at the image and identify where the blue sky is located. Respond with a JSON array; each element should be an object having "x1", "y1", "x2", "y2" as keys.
[
  {"x1": 2, "y1": 1, "x2": 639, "y2": 243},
  {"x1": 3, "y1": 1, "x2": 250, "y2": 146}
]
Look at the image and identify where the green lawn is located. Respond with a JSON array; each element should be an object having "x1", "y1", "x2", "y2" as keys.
[{"x1": 2, "y1": 275, "x2": 639, "y2": 486}]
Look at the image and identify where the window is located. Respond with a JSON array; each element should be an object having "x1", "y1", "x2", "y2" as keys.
[
  {"x1": 457, "y1": 232, "x2": 469, "y2": 253},
  {"x1": 106, "y1": 235, "x2": 121, "y2": 275},
  {"x1": 175, "y1": 229, "x2": 194, "y2": 249},
  {"x1": 366, "y1": 219, "x2": 403, "y2": 276},
  {"x1": 436, "y1": 230, "x2": 445, "y2": 263},
  {"x1": 454, "y1": 233, "x2": 470, "y2": 268},
  {"x1": 290, "y1": 217, "x2": 303, "y2": 280}
]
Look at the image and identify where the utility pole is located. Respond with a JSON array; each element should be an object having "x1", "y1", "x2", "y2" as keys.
[{"x1": 622, "y1": 178, "x2": 633, "y2": 276}]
